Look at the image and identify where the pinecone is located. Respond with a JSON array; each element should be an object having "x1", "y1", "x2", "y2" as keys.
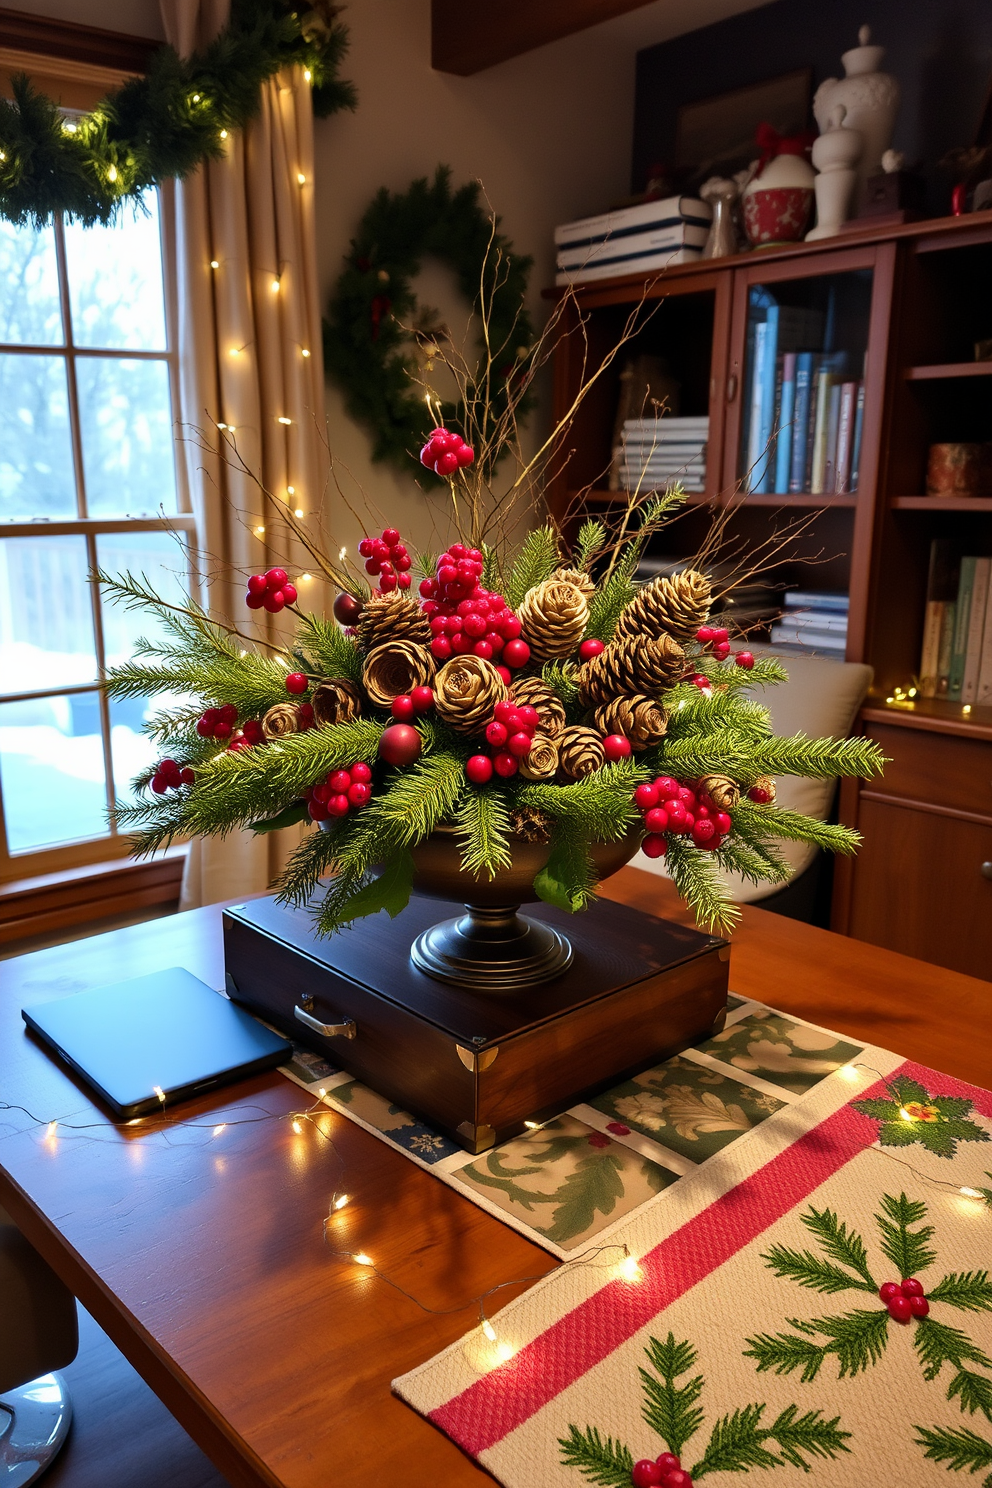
[
  {"x1": 434, "y1": 655, "x2": 507, "y2": 734},
  {"x1": 698, "y1": 773, "x2": 740, "y2": 811},
  {"x1": 557, "y1": 726, "x2": 605, "y2": 780},
  {"x1": 311, "y1": 679, "x2": 362, "y2": 727},
  {"x1": 614, "y1": 569, "x2": 712, "y2": 645},
  {"x1": 518, "y1": 733, "x2": 559, "y2": 781},
  {"x1": 509, "y1": 805, "x2": 552, "y2": 843},
  {"x1": 518, "y1": 579, "x2": 589, "y2": 660},
  {"x1": 356, "y1": 591, "x2": 431, "y2": 651},
  {"x1": 593, "y1": 695, "x2": 668, "y2": 750},
  {"x1": 261, "y1": 702, "x2": 299, "y2": 739},
  {"x1": 749, "y1": 774, "x2": 777, "y2": 804},
  {"x1": 362, "y1": 641, "x2": 435, "y2": 709},
  {"x1": 551, "y1": 566, "x2": 596, "y2": 601},
  {"x1": 509, "y1": 677, "x2": 567, "y2": 738},
  {"x1": 577, "y1": 634, "x2": 686, "y2": 706}
]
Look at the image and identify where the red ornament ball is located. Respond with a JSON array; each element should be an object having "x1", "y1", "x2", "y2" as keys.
[
  {"x1": 632, "y1": 1461, "x2": 664, "y2": 1487},
  {"x1": 579, "y1": 637, "x2": 605, "y2": 662},
  {"x1": 333, "y1": 591, "x2": 364, "y2": 626},
  {"x1": 378, "y1": 724, "x2": 422, "y2": 768},
  {"x1": 735, "y1": 650, "x2": 755, "y2": 670},
  {"x1": 285, "y1": 672, "x2": 308, "y2": 695},
  {"x1": 465, "y1": 754, "x2": 494, "y2": 785},
  {"x1": 748, "y1": 782, "x2": 774, "y2": 804},
  {"x1": 602, "y1": 734, "x2": 632, "y2": 761}
]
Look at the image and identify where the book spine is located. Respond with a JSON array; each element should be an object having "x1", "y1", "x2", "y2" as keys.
[
  {"x1": 824, "y1": 382, "x2": 842, "y2": 493},
  {"x1": 774, "y1": 352, "x2": 797, "y2": 493},
  {"x1": 810, "y1": 366, "x2": 833, "y2": 495},
  {"x1": 849, "y1": 382, "x2": 866, "y2": 492},
  {"x1": 746, "y1": 320, "x2": 768, "y2": 492},
  {"x1": 976, "y1": 580, "x2": 992, "y2": 706},
  {"x1": 948, "y1": 558, "x2": 976, "y2": 701},
  {"x1": 834, "y1": 382, "x2": 857, "y2": 494},
  {"x1": 961, "y1": 557, "x2": 991, "y2": 703},
  {"x1": 918, "y1": 600, "x2": 945, "y2": 698},
  {"x1": 937, "y1": 602, "x2": 956, "y2": 696},
  {"x1": 789, "y1": 354, "x2": 813, "y2": 493},
  {"x1": 755, "y1": 307, "x2": 779, "y2": 494}
]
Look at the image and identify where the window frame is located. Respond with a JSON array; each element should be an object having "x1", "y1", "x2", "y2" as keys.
[{"x1": 0, "y1": 198, "x2": 194, "y2": 883}]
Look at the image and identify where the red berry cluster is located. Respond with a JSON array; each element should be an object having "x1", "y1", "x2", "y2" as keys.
[
  {"x1": 465, "y1": 699, "x2": 540, "y2": 783},
  {"x1": 195, "y1": 703, "x2": 240, "y2": 740},
  {"x1": 633, "y1": 776, "x2": 733, "y2": 859},
  {"x1": 357, "y1": 527, "x2": 412, "y2": 592},
  {"x1": 390, "y1": 685, "x2": 434, "y2": 721},
  {"x1": 419, "y1": 426, "x2": 475, "y2": 478},
  {"x1": 879, "y1": 1278, "x2": 929, "y2": 1323},
  {"x1": 695, "y1": 624, "x2": 731, "y2": 662},
  {"x1": 421, "y1": 545, "x2": 529, "y2": 675},
  {"x1": 632, "y1": 1452, "x2": 692, "y2": 1487},
  {"x1": 245, "y1": 567, "x2": 297, "y2": 612},
  {"x1": 227, "y1": 718, "x2": 266, "y2": 752},
  {"x1": 151, "y1": 758, "x2": 195, "y2": 794},
  {"x1": 304, "y1": 762, "x2": 373, "y2": 822}
]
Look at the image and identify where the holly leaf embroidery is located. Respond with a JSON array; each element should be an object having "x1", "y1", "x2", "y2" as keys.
[{"x1": 851, "y1": 1076, "x2": 990, "y2": 1160}]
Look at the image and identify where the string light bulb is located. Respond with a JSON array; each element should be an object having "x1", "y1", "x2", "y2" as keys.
[
  {"x1": 480, "y1": 1318, "x2": 497, "y2": 1342},
  {"x1": 292, "y1": 1119, "x2": 303, "y2": 1135},
  {"x1": 332, "y1": 1193, "x2": 350, "y2": 1211},
  {"x1": 219, "y1": 129, "x2": 228, "y2": 139},
  {"x1": 213, "y1": 1124, "x2": 227, "y2": 1137},
  {"x1": 297, "y1": 172, "x2": 306, "y2": 185},
  {"x1": 301, "y1": 348, "x2": 311, "y2": 358},
  {"x1": 299, "y1": 571, "x2": 313, "y2": 582},
  {"x1": 338, "y1": 546, "x2": 347, "y2": 561},
  {"x1": 271, "y1": 278, "x2": 281, "y2": 292},
  {"x1": 210, "y1": 259, "x2": 219, "y2": 269},
  {"x1": 303, "y1": 68, "x2": 312, "y2": 82},
  {"x1": 353, "y1": 1252, "x2": 373, "y2": 1267},
  {"x1": 46, "y1": 1121, "x2": 58, "y2": 1138},
  {"x1": 153, "y1": 1086, "x2": 165, "y2": 1103},
  {"x1": 278, "y1": 416, "x2": 292, "y2": 425},
  {"x1": 960, "y1": 1187, "x2": 983, "y2": 1199},
  {"x1": 255, "y1": 524, "x2": 265, "y2": 535},
  {"x1": 838, "y1": 1064, "x2": 861, "y2": 1082},
  {"x1": 287, "y1": 485, "x2": 295, "y2": 494},
  {"x1": 63, "y1": 121, "x2": 77, "y2": 134},
  {"x1": 107, "y1": 164, "x2": 118, "y2": 183},
  {"x1": 494, "y1": 1342, "x2": 515, "y2": 1363},
  {"x1": 192, "y1": 93, "x2": 201, "y2": 103},
  {"x1": 294, "y1": 508, "x2": 304, "y2": 518},
  {"x1": 229, "y1": 346, "x2": 241, "y2": 358}
]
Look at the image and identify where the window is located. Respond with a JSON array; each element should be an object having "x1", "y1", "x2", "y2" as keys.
[{"x1": 0, "y1": 192, "x2": 193, "y2": 880}]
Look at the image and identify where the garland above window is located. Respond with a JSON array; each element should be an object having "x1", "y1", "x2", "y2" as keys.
[{"x1": 0, "y1": 0, "x2": 355, "y2": 226}]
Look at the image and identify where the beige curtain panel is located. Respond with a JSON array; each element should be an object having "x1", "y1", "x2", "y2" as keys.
[{"x1": 159, "y1": 0, "x2": 330, "y2": 908}]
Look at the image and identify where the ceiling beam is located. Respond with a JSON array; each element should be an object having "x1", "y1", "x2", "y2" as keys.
[{"x1": 431, "y1": 0, "x2": 660, "y2": 76}]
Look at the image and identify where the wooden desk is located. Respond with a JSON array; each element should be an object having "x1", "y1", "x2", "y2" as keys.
[{"x1": 1, "y1": 870, "x2": 989, "y2": 1488}]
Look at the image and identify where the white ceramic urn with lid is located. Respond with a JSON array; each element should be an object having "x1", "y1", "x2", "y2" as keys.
[{"x1": 813, "y1": 25, "x2": 900, "y2": 198}]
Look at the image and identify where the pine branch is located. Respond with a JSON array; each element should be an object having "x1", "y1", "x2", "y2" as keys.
[
  {"x1": 558, "y1": 1425, "x2": 634, "y2": 1487},
  {"x1": 296, "y1": 613, "x2": 364, "y2": 685},
  {"x1": 732, "y1": 801, "x2": 862, "y2": 855},
  {"x1": 665, "y1": 836, "x2": 740, "y2": 935},
  {"x1": 745, "y1": 731, "x2": 886, "y2": 781},
  {"x1": 744, "y1": 1309, "x2": 889, "y2": 1382},
  {"x1": 638, "y1": 1333, "x2": 705, "y2": 1457},
  {"x1": 876, "y1": 1192, "x2": 936, "y2": 1279},
  {"x1": 519, "y1": 761, "x2": 644, "y2": 841},
  {"x1": 714, "y1": 835, "x2": 791, "y2": 887},
  {"x1": 454, "y1": 787, "x2": 513, "y2": 878},
  {"x1": 743, "y1": 1330, "x2": 831, "y2": 1385},
  {"x1": 914, "y1": 1423, "x2": 992, "y2": 1475},
  {"x1": 313, "y1": 849, "x2": 415, "y2": 935},
  {"x1": 761, "y1": 1244, "x2": 878, "y2": 1296},
  {"x1": 573, "y1": 518, "x2": 607, "y2": 571},
  {"x1": 97, "y1": 568, "x2": 242, "y2": 661},
  {"x1": 801, "y1": 1205, "x2": 877, "y2": 1287},
  {"x1": 504, "y1": 524, "x2": 560, "y2": 608},
  {"x1": 930, "y1": 1272, "x2": 992, "y2": 1313},
  {"x1": 372, "y1": 752, "x2": 467, "y2": 843},
  {"x1": 584, "y1": 549, "x2": 638, "y2": 642},
  {"x1": 541, "y1": 660, "x2": 581, "y2": 711},
  {"x1": 112, "y1": 797, "x2": 187, "y2": 856},
  {"x1": 762, "y1": 1404, "x2": 852, "y2": 1472},
  {"x1": 689, "y1": 1404, "x2": 780, "y2": 1477},
  {"x1": 534, "y1": 819, "x2": 599, "y2": 913},
  {"x1": 275, "y1": 825, "x2": 341, "y2": 908},
  {"x1": 949, "y1": 1368, "x2": 992, "y2": 1421},
  {"x1": 662, "y1": 690, "x2": 772, "y2": 742},
  {"x1": 913, "y1": 1317, "x2": 992, "y2": 1383}
]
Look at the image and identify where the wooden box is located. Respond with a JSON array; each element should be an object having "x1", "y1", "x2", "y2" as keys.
[{"x1": 223, "y1": 894, "x2": 730, "y2": 1153}]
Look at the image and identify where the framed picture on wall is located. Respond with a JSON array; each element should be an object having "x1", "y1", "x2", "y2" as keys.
[{"x1": 675, "y1": 68, "x2": 812, "y2": 180}]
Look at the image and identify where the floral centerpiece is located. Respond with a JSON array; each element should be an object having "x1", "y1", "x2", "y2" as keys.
[{"x1": 101, "y1": 246, "x2": 883, "y2": 953}]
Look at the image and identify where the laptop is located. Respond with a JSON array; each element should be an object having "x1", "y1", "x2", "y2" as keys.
[{"x1": 22, "y1": 967, "x2": 292, "y2": 1119}]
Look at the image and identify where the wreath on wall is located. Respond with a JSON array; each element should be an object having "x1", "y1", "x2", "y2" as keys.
[
  {"x1": 323, "y1": 166, "x2": 535, "y2": 478},
  {"x1": 0, "y1": 0, "x2": 355, "y2": 227}
]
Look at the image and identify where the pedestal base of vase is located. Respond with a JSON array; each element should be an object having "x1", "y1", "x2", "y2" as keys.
[{"x1": 410, "y1": 904, "x2": 573, "y2": 991}]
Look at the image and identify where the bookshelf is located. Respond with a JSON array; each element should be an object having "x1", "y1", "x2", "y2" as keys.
[{"x1": 546, "y1": 210, "x2": 992, "y2": 980}]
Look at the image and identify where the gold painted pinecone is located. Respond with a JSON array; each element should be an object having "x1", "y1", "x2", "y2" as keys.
[
  {"x1": 509, "y1": 677, "x2": 567, "y2": 738},
  {"x1": 557, "y1": 726, "x2": 606, "y2": 780},
  {"x1": 551, "y1": 566, "x2": 596, "y2": 601},
  {"x1": 362, "y1": 641, "x2": 434, "y2": 709},
  {"x1": 311, "y1": 679, "x2": 362, "y2": 727},
  {"x1": 518, "y1": 733, "x2": 559, "y2": 781},
  {"x1": 750, "y1": 774, "x2": 777, "y2": 803},
  {"x1": 593, "y1": 695, "x2": 668, "y2": 750},
  {"x1": 433, "y1": 655, "x2": 507, "y2": 734},
  {"x1": 614, "y1": 569, "x2": 712, "y2": 645},
  {"x1": 577, "y1": 634, "x2": 686, "y2": 706},
  {"x1": 698, "y1": 773, "x2": 740, "y2": 811},
  {"x1": 518, "y1": 579, "x2": 589, "y2": 660},
  {"x1": 510, "y1": 805, "x2": 552, "y2": 843},
  {"x1": 261, "y1": 702, "x2": 299, "y2": 739},
  {"x1": 356, "y1": 591, "x2": 431, "y2": 651}
]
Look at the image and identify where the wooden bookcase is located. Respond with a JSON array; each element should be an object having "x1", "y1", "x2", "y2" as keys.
[{"x1": 546, "y1": 212, "x2": 992, "y2": 981}]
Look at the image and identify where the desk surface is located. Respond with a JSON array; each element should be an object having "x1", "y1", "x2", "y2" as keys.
[{"x1": 0, "y1": 871, "x2": 988, "y2": 1488}]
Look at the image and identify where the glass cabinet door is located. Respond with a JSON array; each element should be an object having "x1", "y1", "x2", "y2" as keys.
[{"x1": 738, "y1": 269, "x2": 873, "y2": 496}]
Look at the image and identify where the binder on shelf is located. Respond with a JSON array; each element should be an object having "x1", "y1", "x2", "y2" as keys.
[
  {"x1": 553, "y1": 196, "x2": 711, "y2": 286},
  {"x1": 962, "y1": 557, "x2": 991, "y2": 704},
  {"x1": 788, "y1": 353, "x2": 815, "y2": 493}
]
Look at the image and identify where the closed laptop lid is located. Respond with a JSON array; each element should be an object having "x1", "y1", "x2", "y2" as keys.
[{"x1": 23, "y1": 967, "x2": 291, "y2": 1117}]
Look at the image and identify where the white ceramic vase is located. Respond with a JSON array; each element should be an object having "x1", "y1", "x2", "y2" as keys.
[
  {"x1": 813, "y1": 25, "x2": 900, "y2": 200},
  {"x1": 807, "y1": 104, "x2": 864, "y2": 240}
]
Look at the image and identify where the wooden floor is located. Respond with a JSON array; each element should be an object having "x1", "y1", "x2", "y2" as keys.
[{"x1": 45, "y1": 1307, "x2": 228, "y2": 1488}]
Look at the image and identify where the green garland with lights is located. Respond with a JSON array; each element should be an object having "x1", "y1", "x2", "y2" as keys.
[
  {"x1": 323, "y1": 166, "x2": 535, "y2": 475},
  {"x1": 0, "y1": 0, "x2": 355, "y2": 227}
]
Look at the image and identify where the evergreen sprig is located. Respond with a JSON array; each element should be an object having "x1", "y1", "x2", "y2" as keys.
[
  {"x1": 296, "y1": 613, "x2": 364, "y2": 685},
  {"x1": 504, "y1": 525, "x2": 560, "y2": 608},
  {"x1": 732, "y1": 801, "x2": 862, "y2": 856},
  {"x1": 558, "y1": 1425, "x2": 634, "y2": 1488},
  {"x1": 929, "y1": 1272, "x2": 992, "y2": 1313},
  {"x1": 690, "y1": 1402, "x2": 850, "y2": 1478},
  {"x1": 744, "y1": 1308, "x2": 890, "y2": 1382},
  {"x1": 0, "y1": 0, "x2": 354, "y2": 227},
  {"x1": 574, "y1": 519, "x2": 607, "y2": 571},
  {"x1": 666, "y1": 835, "x2": 740, "y2": 935},
  {"x1": 454, "y1": 787, "x2": 513, "y2": 878},
  {"x1": 876, "y1": 1191, "x2": 936, "y2": 1279},
  {"x1": 638, "y1": 1334, "x2": 705, "y2": 1457},
  {"x1": 914, "y1": 1423, "x2": 992, "y2": 1475},
  {"x1": 519, "y1": 761, "x2": 644, "y2": 841}
]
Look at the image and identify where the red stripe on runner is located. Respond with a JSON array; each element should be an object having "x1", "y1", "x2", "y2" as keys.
[{"x1": 430, "y1": 1062, "x2": 992, "y2": 1456}]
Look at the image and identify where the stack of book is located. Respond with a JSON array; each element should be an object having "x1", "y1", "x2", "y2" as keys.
[
  {"x1": 554, "y1": 196, "x2": 711, "y2": 286},
  {"x1": 770, "y1": 591, "x2": 849, "y2": 656},
  {"x1": 918, "y1": 540, "x2": 992, "y2": 704},
  {"x1": 619, "y1": 416, "x2": 708, "y2": 493},
  {"x1": 744, "y1": 294, "x2": 866, "y2": 496}
]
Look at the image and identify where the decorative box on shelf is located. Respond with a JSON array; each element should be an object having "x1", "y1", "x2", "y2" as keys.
[{"x1": 223, "y1": 894, "x2": 730, "y2": 1153}]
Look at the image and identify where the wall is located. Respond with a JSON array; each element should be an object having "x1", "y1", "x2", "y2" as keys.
[{"x1": 633, "y1": 0, "x2": 992, "y2": 203}]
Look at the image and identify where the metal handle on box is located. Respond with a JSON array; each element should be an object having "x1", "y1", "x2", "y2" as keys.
[
  {"x1": 294, "y1": 1005, "x2": 357, "y2": 1039},
  {"x1": 981, "y1": 861, "x2": 992, "y2": 881}
]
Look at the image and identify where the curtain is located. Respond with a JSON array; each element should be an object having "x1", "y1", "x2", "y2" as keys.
[{"x1": 160, "y1": 0, "x2": 330, "y2": 908}]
